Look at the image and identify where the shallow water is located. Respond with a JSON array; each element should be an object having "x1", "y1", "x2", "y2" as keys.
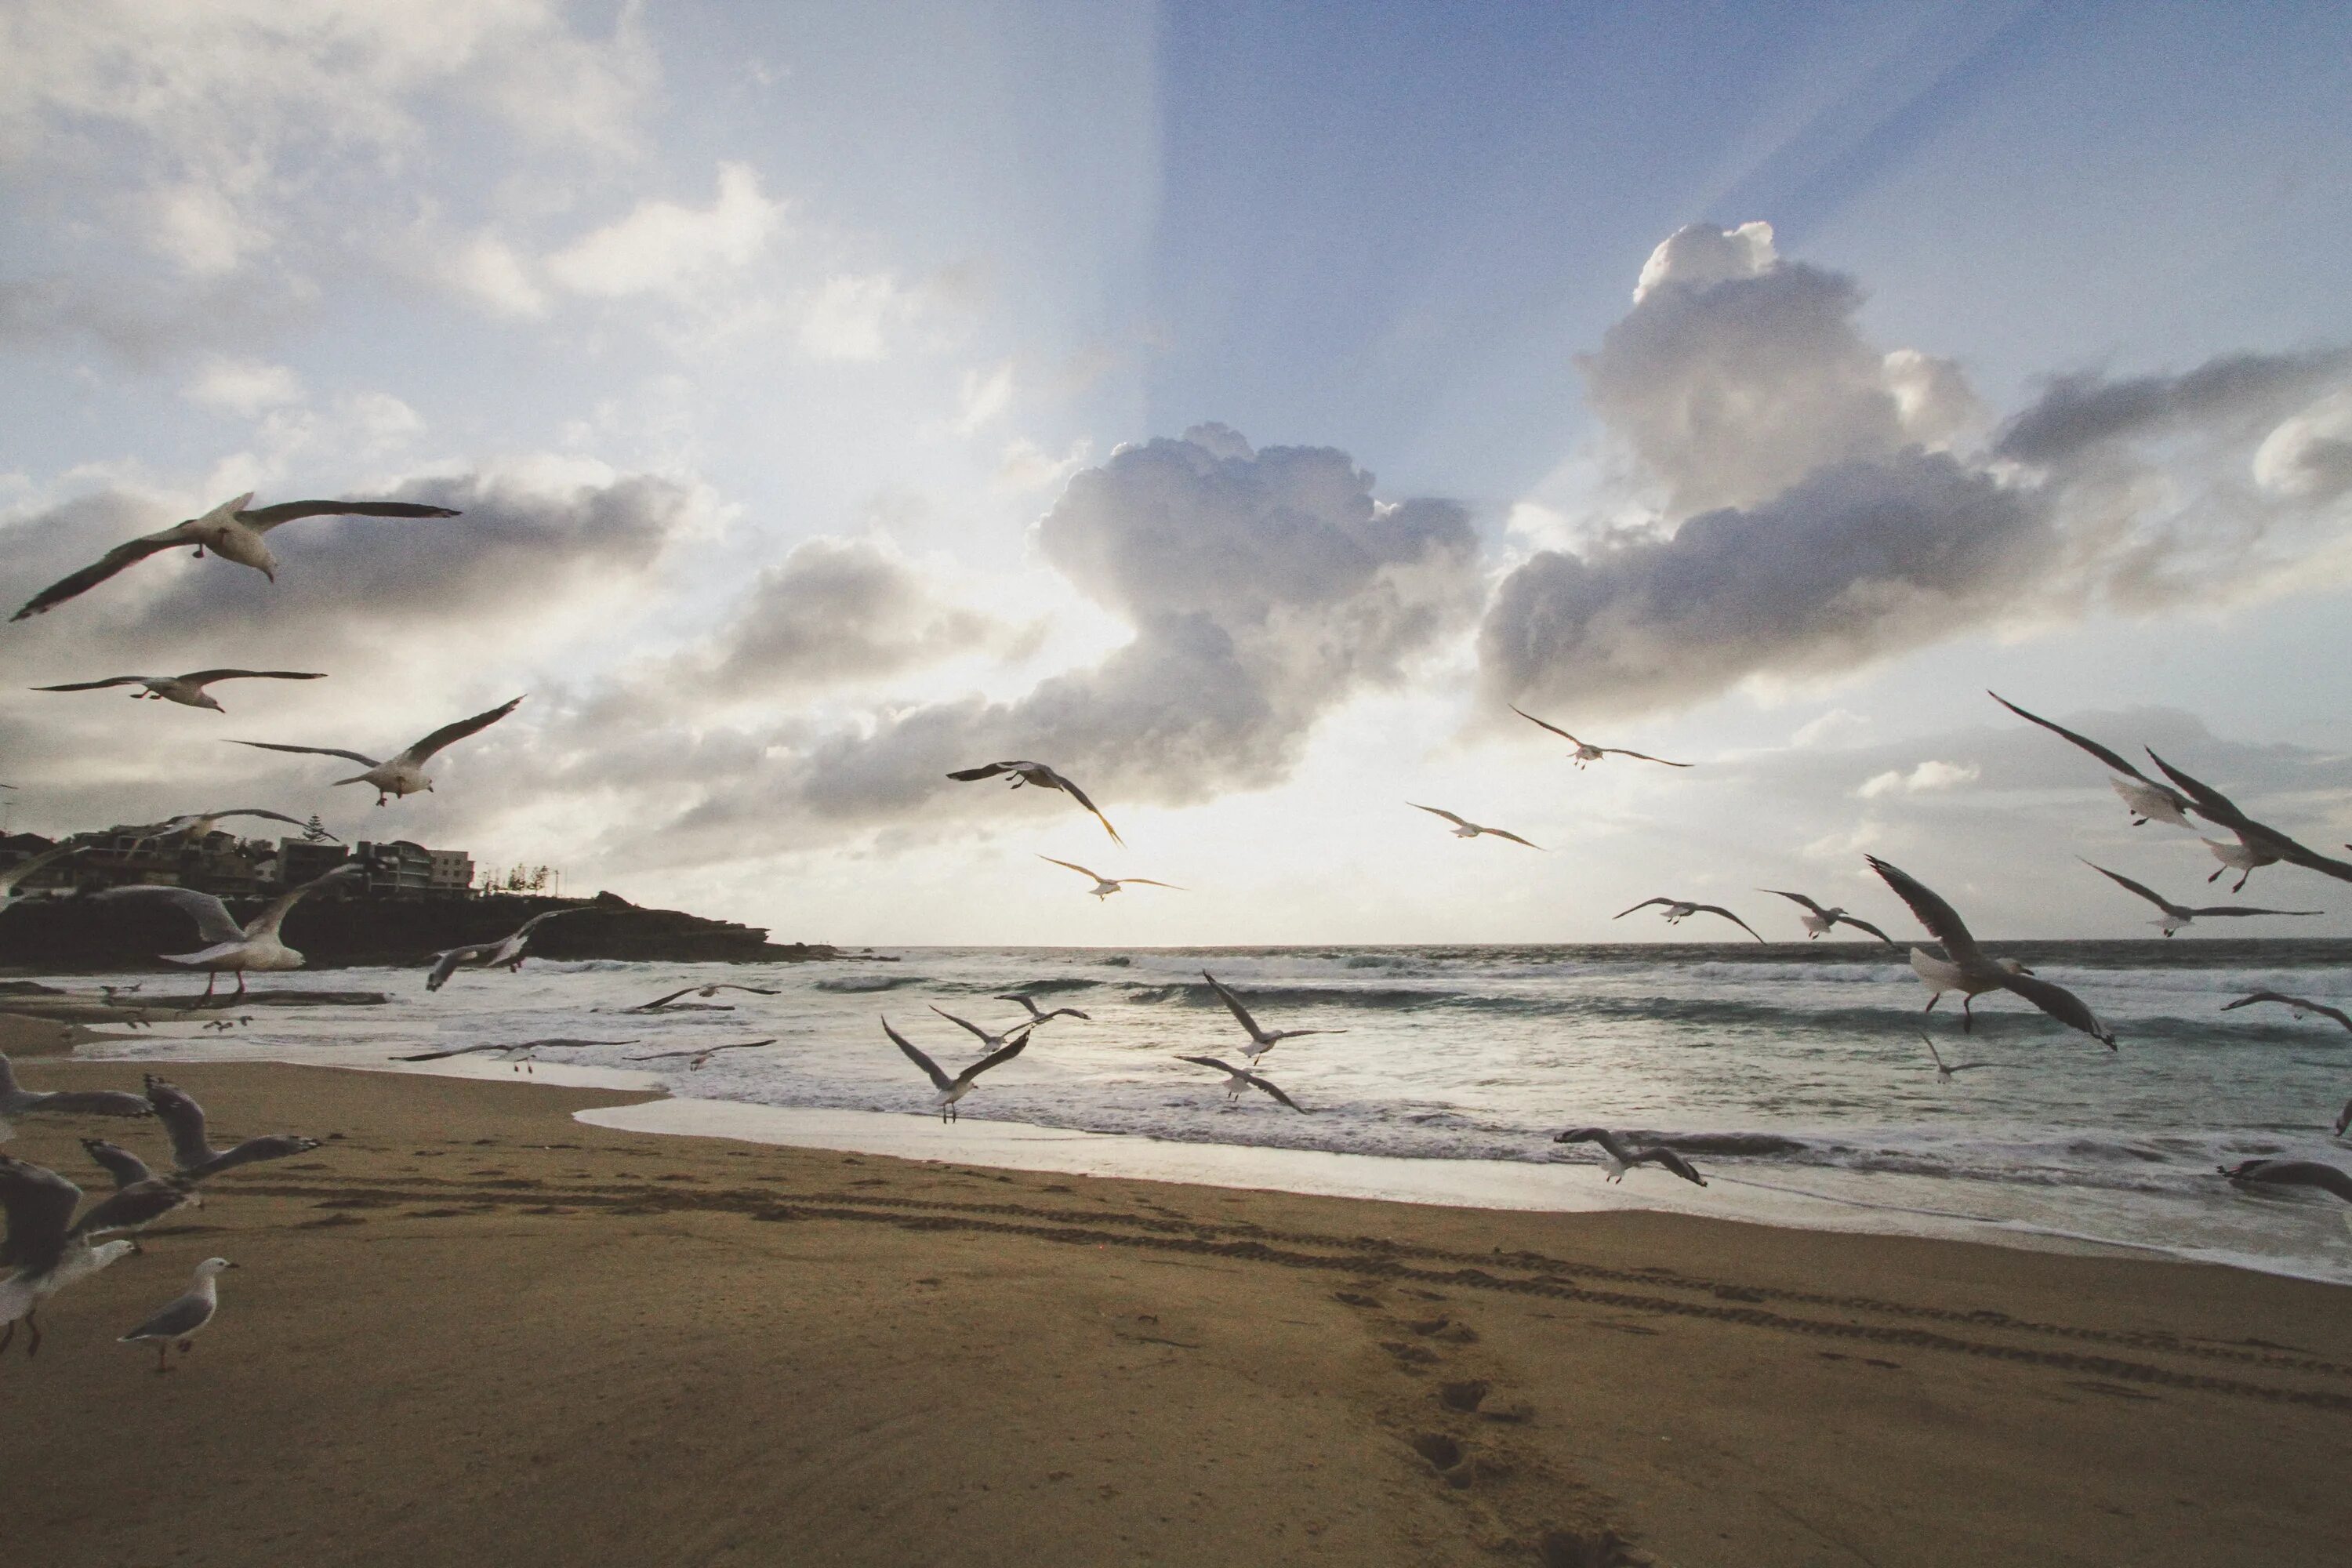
[{"x1": 49, "y1": 940, "x2": 2352, "y2": 1283}]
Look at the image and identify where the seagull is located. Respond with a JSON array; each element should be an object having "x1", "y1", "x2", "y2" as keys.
[
  {"x1": 0, "y1": 840, "x2": 84, "y2": 910},
  {"x1": 1759, "y1": 890, "x2": 1893, "y2": 942},
  {"x1": 2221, "y1": 992, "x2": 2352, "y2": 1031},
  {"x1": 91, "y1": 863, "x2": 360, "y2": 996},
  {"x1": 1036, "y1": 855, "x2": 1183, "y2": 901},
  {"x1": 122, "y1": 807, "x2": 327, "y2": 847},
  {"x1": 1552, "y1": 1128, "x2": 1707, "y2": 1187},
  {"x1": 13, "y1": 492, "x2": 462, "y2": 620},
  {"x1": 424, "y1": 908, "x2": 585, "y2": 991},
  {"x1": 2338, "y1": 1100, "x2": 2351, "y2": 1140},
  {"x1": 1174, "y1": 1055, "x2": 1307, "y2": 1111},
  {"x1": 31, "y1": 668, "x2": 325, "y2": 713},
  {"x1": 140, "y1": 1075, "x2": 321, "y2": 1181},
  {"x1": 625, "y1": 1039, "x2": 780, "y2": 1071},
  {"x1": 2080, "y1": 860, "x2": 2320, "y2": 936},
  {"x1": 1410, "y1": 804, "x2": 1541, "y2": 848},
  {"x1": 930, "y1": 1005, "x2": 1036, "y2": 1053},
  {"x1": 230, "y1": 695, "x2": 523, "y2": 805},
  {"x1": 0, "y1": 1153, "x2": 152, "y2": 1356},
  {"x1": 2218, "y1": 1159, "x2": 2352, "y2": 1205},
  {"x1": 2143, "y1": 750, "x2": 2352, "y2": 889},
  {"x1": 0, "y1": 1051, "x2": 154, "y2": 1139},
  {"x1": 946, "y1": 760, "x2": 1122, "y2": 844},
  {"x1": 1918, "y1": 1033, "x2": 2004, "y2": 1081},
  {"x1": 393, "y1": 1039, "x2": 632, "y2": 1073},
  {"x1": 1200, "y1": 970, "x2": 1345, "y2": 1067},
  {"x1": 883, "y1": 1016, "x2": 1032, "y2": 1122},
  {"x1": 1613, "y1": 898, "x2": 1766, "y2": 942},
  {"x1": 1987, "y1": 692, "x2": 2194, "y2": 828},
  {"x1": 120, "y1": 1257, "x2": 237, "y2": 1374},
  {"x1": 1510, "y1": 706, "x2": 1693, "y2": 768},
  {"x1": 996, "y1": 993, "x2": 1091, "y2": 1025},
  {"x1": 1867, "y1": 855, "x2": 2114, "y2": 1047},
  {"x1": 612, "y1": 983, "x2": 777, "y2": 1014}
]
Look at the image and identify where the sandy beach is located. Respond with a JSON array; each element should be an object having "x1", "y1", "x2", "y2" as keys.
[{"x1": 3, "y1": 1014, "x2": 2348, "y2": 1567}]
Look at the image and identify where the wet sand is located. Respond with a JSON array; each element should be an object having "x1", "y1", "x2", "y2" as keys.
[{"x1": 3, "y1": 1015, "x2": 2348, "y2": 1566}]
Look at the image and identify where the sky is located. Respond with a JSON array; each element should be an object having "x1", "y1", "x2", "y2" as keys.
[{"x1": 4, "y1": 0, "x2": 2352, "y2": 946}]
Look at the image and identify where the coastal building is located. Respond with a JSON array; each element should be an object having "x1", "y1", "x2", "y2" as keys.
[{"x1": 0, "y1": 828, "x2": 482, "y2": 902}]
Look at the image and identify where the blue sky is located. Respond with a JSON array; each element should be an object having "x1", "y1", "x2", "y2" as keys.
[{"x1": 4, "y1": 2, "x2": 2350, "y2": 945}]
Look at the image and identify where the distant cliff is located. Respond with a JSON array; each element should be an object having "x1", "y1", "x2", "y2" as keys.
[{"x1": 0, "y1": 889, "x2": 869, "y2": 971}]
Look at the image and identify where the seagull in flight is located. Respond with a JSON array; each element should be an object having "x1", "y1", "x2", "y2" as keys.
[
  {"x1": 2080, "y1": 860, "x2": 2319, "y2": 936},
  {"x1": 615, "y1": 983, "x2": 779, "y2": 1013},
  {"x1": 122, "y1": 807, "x2": 329, "y2": 847},
  {"x1": 2143, "y1": 750, "x2": 2352, "y2": 891},
  {"x1": 996, "y1": 993, "x2": 1091, "y2": 1025},
  {"x1": 230, "y1": 695, "x2": 523, "y2": 804},
  {"x1": 0, "y1": 840, "x2": 84, "y2": 911},
  {"x1": 2221, "y1": 992, "x2": 2352, "y2": 1032},
  {"x1": 1918, "y1": 1033, "x2": 2004, "y2": 1081},
  {"x1": 1759, "y1": 890, "x2": 1891, "y2": 942},
  {"x1": 92, "y1": 863, "x2": 361, "y2": 996},
  {"x1": 883, "y1": 1016, "x2": 1033, "y2": 1122},
  {"x1": 0, "y1": 1051, "x2": 153, "y2": 1141},
  {"x1": 0, "y1": 1154, "x2": 145, "y2": 1357},
  {"x1": 394, "y1": 1039, "x2": 633, "y2": 1073},
  {"x1": 1036, "y1": 855, "x2": 1182, "y2": 901},
  {"x1": 138, "y1": 1075, "x2": 323, "y2": 1181},
  {"x1": 1410, "y1": 804, "x2": 1541, "y2": 848},
  {"x1": 626, "y1": 1039, "x2": 780, "y2": 1072},
  {"x1": 1613, "y1": 898, "x2": 1766, "y2": 942},
  {"x1": 1987, "y1": 692, "x2": 2194, "y2": 828},
  {"x1": 2218, "y1": 1159, "x2": 2352, "y2": 1205},
  {"x1": 1552, "y1": 1128, "x2": 1707, "y2": 1187},
  {"x1": 424, "y1": 908, "x2": 584, "y2": 991},
  {"x1": 1510, "y1": 706, "x2": 1692, "y2": 768},
  {"x1": 13, "y1": 492, "x2": 461, "y2": 620},
  {"x1": 947, "y1": 760, "x2": 1122, "y2": 844},
  {"x1": 1174, "y1": 1055, "x2": 1307, "y2": 1112},
  {"x1": 929, "y1": 1005, "x2": 1036, "y2": 1053},
  {"x1": 32, "y1": 668, "x2": 325, "y2": 713},
  {"x1": 1200, "y1": 970, "x2": 1345, "y2": 1067},
  {"x1": 1867, "y1": 855, "x2": 2114, "y2": 1047}
]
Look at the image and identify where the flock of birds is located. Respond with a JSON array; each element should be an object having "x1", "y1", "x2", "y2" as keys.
[{"x1": 5, "y1": 489, "x2": 2352, "y2": 1376}]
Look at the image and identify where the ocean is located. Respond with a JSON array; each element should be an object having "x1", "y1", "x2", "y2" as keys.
[{"x1": 44, "y1": 940, "x2": 2352, "y2": 1283}]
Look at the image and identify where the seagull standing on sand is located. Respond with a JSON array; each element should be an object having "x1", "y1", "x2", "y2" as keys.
[
  {"x1": 13, "y1": 492, "x2": 463, "y2": 620},
  {"x1": 93, "y1": 863, "x2": 360, "y2": 996},
  {"x1": 626, "y1": 1040, "x2": 780, "y2": 1071},
  {"x1": 1552, "y1": 1128, "x2": 1708, "y2": 1187},
  {"x1": 1200, "y1": 970, "x2": 1345, "y2": 1067},
  {"x1": 1410, "y1": 804, "x2": 1541, "y2": 848},
  {"x1": 997, "y1": 994, "x2": 1091, "y2": 1025},
  {"x1": 946, "y1": 760, "x2": 1123, "y2": 844},
  {"x1": 0, "y1": 1051, "x2": 154, "y2": 1140},
  {"x1": 1510, "y1": 706, "x2": 1693, "y2": 768},
  {"x1": 1036, "y1": 855, "x2": 1183, "y2": 901},
  {"x1": 1760, "y1": 890, "x2": 1892, "y2": 942},
  {"x1": 2218, "y1": 1159, "x2": 2352, "y2": 1205},
  {"x1": 1, "y1": 1153, "x2": 148, "y2": 1356},
  {"x1": 1867, "y1": 855, "x2": 2114, "y2": 1047},
  {"x1": 424, "y1": 907, "x2": 585, "y2": 991},
  {"x1": 119, "y1": 1258, "x2": 236, "y2": 1374},
  {"x1": 1613, "y1": 898, "x2": 1766, "y2": 942},
  {"x1": 2080, "y1": 861, "x2": 2319, "y2": 935},
  {"x1": 1174, "y1": 1055, "x2": 1308, "y2": 1112},
  {"x1": 230, "y1": 695, "x2": 523, "y2": 805},
  {"x1": 31, "y1": 669, "x2": 325, "y2": 713},
  {"x1": 1987, "y1": 692, "x2": 2194, "y2": 829},
  {"x1": 1918, "y1": 1034, "x2": 2004, "y2": 1081},
  {"x1": 882, "y1": 1016, "x2": 1032, "y2": 1122},
  {"x1": 2221, "y1": 992, "x2": 2352, "y2": 1031},
  {"x1": 140, "y1": 1076, "x2": 322, "y2": 1180}
]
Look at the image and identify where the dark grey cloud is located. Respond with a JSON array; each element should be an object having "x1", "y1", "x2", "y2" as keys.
[{"x1": 1994, "y1": 350, "x2": 2351, "y2": 467}]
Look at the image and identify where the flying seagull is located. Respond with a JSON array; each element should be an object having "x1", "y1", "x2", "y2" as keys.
[
  {"x1": 0, "y1": 840, "x2": 84, "y2": 911},
  {"x1": 13, "y1": 492, "x2": 461, "y2": 620},
  {"x1": 929, "y1": 1005, "x2": 1036, "y2": 1053},
  {"x1": 1759, "y1": 890, "x2": 1893, "y2": 942},
  {"x1": 625, "y1": 1039, "x2": 780, "y2": 1071},
  {"x1": 393, "y1": 1039, "x2": 632, "y2": 1073},
  {"x1": 1918, "y1": 1033, "x2": 2004, "y2": 1081},
  {"x1": 122, "y1": 807, "x2": 328, "y2": 847},
  {"x1": 1613, "y1": 898, "x2": 1766, "y2": 942},
  {"x1": 2221, "y1": 992, "x2": 2352, "y2": 1032},
  {"x1": 997, "y1": 993, "x2": 1091, "y2": 1025},
  {"x1": 31, "y1": 669, "x2": 325, "y2": 713},
  {"x1": 1410, "y1": 804, "x2": 1541, "y2": 848},
  {"x1": 140, "y1": 1075, "x2": 321, "y2": 1181},
  {"x1": 1552, "y1": 1128, "x2": 1707, "y2": 1187},
  {"x1": 615, "y1": 983, "x2": 779, "y2": 1013},
  {"x1": 1987, "y1": 692, "x2": 2193, "y2": 828},
  {"x1": 1510, "y1": 706, "x2": 1693, "y2": 768},
  {"x1": 1867, "y1": 855, "x2": 2114, "y2": 1047},
  {"x1": 120, "y1": 1257, "x2": 237, "y2": 1374},
  {"x1": 1200, "y1": 970, "x2": 1345, "y2": 1066},
  {"x1": 1036, "y1": 855, "x2": 1183, "y2": 901},
  {"x1": 2080, "y1": 860, "x2": 2319, "y2": 936},
  {"x1": 947, "y1": 760, "x2": 1123, "y2": 844},
  {"x1": 230, "y1": 695, "x2": 523, "y2": 804},
  {"x1": 0, "y1": 1051, "x2": 154, "y2": 1138},
  {"x1": 424, "y1": 908, "x2": 584, "y2": 991},
  {"x1": 93, "y1": 863, "x2": 359, "y2": 996},
  {"x1": 1174, "y1": 1055, "x2": 1307, "y2": 1112},
  {"x1": 2143, "y1": 750, "x2": 2352, "y2": 890},
  {"x1": 0, "y1": 1154, "x2": 143, "y2": 1357},
  {"x1": 883, "y1": 1016, "x2": 1032, "y2": 1122},
  {"x1": 2218, "y1": 1159, "x2": 2352, "y2": 1205}
]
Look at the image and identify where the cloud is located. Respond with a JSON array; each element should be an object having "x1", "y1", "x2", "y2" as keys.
[
  {"x1": 2252, "y1": 388, "x2": 2352, "y2": 502},
  {"x1": 1856, "y1": 759, "x2": 1979, "y2": 798},
  {"x1": 183, "y1": 358, "x2": 303, "y2": 417},
  {"x1": 1995, "y1": 350, "x2": 2350, "y2": 468},
  {"x1": 546, "y1": 162, "x2": 783, "y2": 299},
  {"x1": 793, "y1": 273, "x2": 911, "y2": 361}
]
